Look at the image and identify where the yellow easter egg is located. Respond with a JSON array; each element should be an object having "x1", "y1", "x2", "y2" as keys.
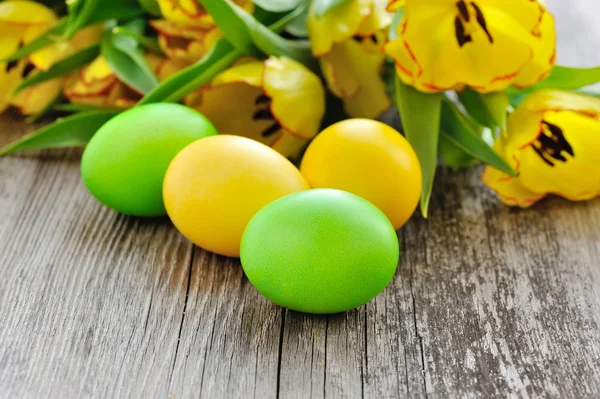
[
  {"x1": 300, "y1": 119, "x2": 422, "y2": 230},
  {"x1": 163, "y1": 135, "x2": 309, "y2": 257}
]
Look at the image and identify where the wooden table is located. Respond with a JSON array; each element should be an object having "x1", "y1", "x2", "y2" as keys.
[{"x1": 1, "y1": 1, "x2": 599, "y2": 397}]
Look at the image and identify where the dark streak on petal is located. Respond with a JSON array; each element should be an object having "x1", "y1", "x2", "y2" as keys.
[
  {"x1": 253, "y1": 108, "x2": 274, "y2": 121},
  {"x1": 471, "y1": 2, "x2": 493, "y2": 43},
  {"x1": 455, "y1": 17, "x2": 472, "y2": 47},
  {"x1": 5, "y1": 60, "x2": 19, "y2": 73},
  {"x1": 457, "y1": 0, "x2": 470, "y2": 22},
  {"x1": 255, "y1": 94, "x2": 271, "y2": 105},
  {"x1": 21, "y1": 63, "x2": 36, "y2": 79},
  {"x1": 531, "y1": 121, "x2": 575, "y2": 167},
  {"x1": 261, "y1": 122, "x2": 281, "y2": 138}
]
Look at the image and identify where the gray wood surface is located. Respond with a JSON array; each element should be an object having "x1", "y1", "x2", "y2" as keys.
[{"x1": 1, "y1": 1, "x2": 600, "y2": 398}]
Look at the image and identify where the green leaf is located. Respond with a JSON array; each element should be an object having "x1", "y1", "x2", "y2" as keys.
[
  {"x1": 253, "y1": 0, "x2": 302, "y2": 12},
  {"x1": 87, "y1": 0, "x2": 143, "y2": 23},
  {"x1": 440, "y1": 100, "x2": 517, "y2": 176},
  {"x1": 438, "y1": 134, "x2": 479, "y2": 169},
  {"x1": 63, "y1": 0, "x2": 99, "y2": 39},
  {"x1": 113, "y1": 26, "x2": 164, "y2": 55},
  {"x1": 0, "y1": 109, "x2": 119, "y2": 155},
  {"x1": 199, "y1": 0, "x2": 316, "y2": 68},
  {"x1": 101, "y1": 20, "x2": 159, "y2": 95},
  {"x1": 14, "y1": 45, "x2": 100, "y2": 95},
  {"x1": 269, "y1": 2, "x2": 309, "y2": 34},
  {"x1": 533, "y1": 65, "x2": 600, "y2": 91},
  {"x1": 283, "y1": 6, "x2": 309, "y2": 37},
  {"x1": 140, "y1": 39, "x2": 241, "y2": 104},
  {"x1": 394, "y1": 76, "x2": 443, "y2": 218},
  {"x1": 138, "y1": 0, "x2": 162, "y2": 16},
  {"x1": 458, "y1": 88, "x2": 508, "y2": 132},
  {"x1": 54, "y1": 103, "x2": 121, "y2": 113},
  {"x1": 312, "y1": 0, "x2": 352, "y2": 18}
]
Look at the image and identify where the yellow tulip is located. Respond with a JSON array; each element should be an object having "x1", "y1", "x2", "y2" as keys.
[
  {"x1": 156, "y1": 0, "x2": 253, "y2": 28},
  {"x1": 483, "y1": 90, "x2": 600, "y2": 207},
  {"x1": 9, "y1": 24, "x2": 104, "y2": 115},
  {"x1": 307, "y1": 0, "x2": 392, "y2": 119},
  {"x1": 0, "y1": 0, "x2": 57, "y2": 113},
  {"x1": 64, "y1": 56, "x2": 141, "y2": 109},
  {"x1": 186, "y1": 56, "x2": 326, "y2": 159},
  {"x1": 384, "y1": 0, "x2": 556, "y2": 93},
  {"x1": 150, "y1": 19, "x2": 221, "y2": 64}
]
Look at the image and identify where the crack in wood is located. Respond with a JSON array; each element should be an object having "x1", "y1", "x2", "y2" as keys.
[
  {"x1": 275, "y1": 308, "x2": 286, "y2": 399},
  {"x1": 409, "y1": 231, "x2": 429, "y2": 398},
  {"x1": 168, "y1": 244, "x2": 194, "y2": 387}
]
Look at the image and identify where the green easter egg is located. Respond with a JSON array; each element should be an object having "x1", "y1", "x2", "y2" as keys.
[
  {"x1": 240, "y1": 189, "x2": 400, "y2": 314},
  {"x1": 81, "y1": 103, "x2": 217, "y2": 217}
]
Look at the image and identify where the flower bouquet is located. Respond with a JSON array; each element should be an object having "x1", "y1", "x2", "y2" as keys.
[{"x1": 1, "y1": 0, "x2": 599, "y2": 217}]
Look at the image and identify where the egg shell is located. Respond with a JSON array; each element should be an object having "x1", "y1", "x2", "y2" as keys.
[
  {"x1": 163, "y1": 135, "x2": 309, "y2": 257},
  {"x1": 300, "y1": 119, "x2": 422, "y2": 230},
  {"x1": 81, "y1": 103, "x2": 217, "y2": 217},
  {"x1": 240, "y1": 189, "x2": 400, "y2": 314}
]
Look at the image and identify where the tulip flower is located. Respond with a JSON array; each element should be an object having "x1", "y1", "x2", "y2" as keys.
[
  {"x1": 307, "y1": 0, "x2": 392, "y2": 119},
  {"x1": 483, "y1": 90, "x2": 600, "y2": 207},
  {"x1": 8, "y1": 24, "x2": 104, "y2": 115},
  {"x1": 385, "y1": 0, "x2": 556, "y2": 93},
  {"x1": 156, "y1": 0, "x2": 253, "y2": 28},
  {"x1": 0, "y1": 0, "x2": 57, "y2": 113},
  {"x1": 64, "y1": 56, "x2": 142, "y2": 109},
  {"x1": 150, "y1": 19, "x2": 222, "y2": 64},
  {"x1": 187, "y1": 56, "x2": 326, "y2": 158}
]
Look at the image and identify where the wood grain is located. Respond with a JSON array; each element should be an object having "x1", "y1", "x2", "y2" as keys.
[{"x1": 0, "y1": 0, "x2": 599, "y2": 398}]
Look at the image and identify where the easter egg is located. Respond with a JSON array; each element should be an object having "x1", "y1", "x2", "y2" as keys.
[
  {"x1": 163, "y1": 135, "x2": 309, "y2": 257},
  {"x1": 300, "y1": 119, "x2": 422, "y2": 230},
  {"x1": 240, "y1": 189, "x2": 400, "y2": 314},
  {"x1": 81, "y1": 103, "x2": 217, "y2": 217}
]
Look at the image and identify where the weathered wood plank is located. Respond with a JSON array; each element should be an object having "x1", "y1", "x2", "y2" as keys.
[
  {"x1": 167, "y1": 249, "x2": 282, "y2": 398},
  {"x1": 408, "y1": 169, "x2": 600, "y2": 398},
  {"x1": 0, "y1": 138, "x2": 193, "y2": 397},
  {"x1": 0, "y1": 0, "x2": 599, "y2": 398}
]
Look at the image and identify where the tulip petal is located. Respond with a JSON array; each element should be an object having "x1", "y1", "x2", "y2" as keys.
[
  {"x1": 514, "y1": 10, "x2": 556, "y2": 88},
  {"x1": 321, "y1": 40, "x2": 390, "y2": 118},
  {"x1": 0, "y1": 59, "x2": 26, "y2": 113},
  {"x1": 9, "y1": 77, "x2": 62, "y2": 115},
  {"x1": 0, "y1": 0, "x2": 57, "y2": 25},
  {"x1": 482, "y1": 165, "x2": 546, "y2": 207},
  {"x1": 263, "y1": 56, "x2": 325, "y2": 140},
  {"x1": 307, "y1": 0, "x2": 371, "y2": 56},
  {"x1": 386, "y1": 0, "x2": 404, "y2": 12},
  {"x1": 157, "y1": 0, "x2": 253, "y2": 28},
  {"x1": 357, "y1": 0, "x2": 392, "y2": 36},
  {"x1": 0, "y1": 24, "x2": 24, "y2": 59}
]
